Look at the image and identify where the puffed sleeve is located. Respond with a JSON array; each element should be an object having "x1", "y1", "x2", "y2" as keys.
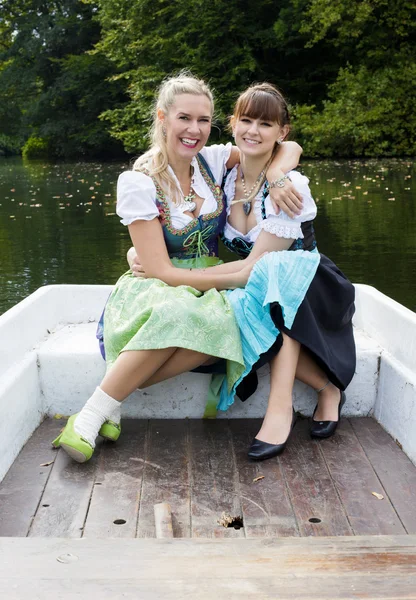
[
  {"x1": 199, "y1": 143, "x2": 232, "y2": 185},
  {"x1": 261, "y1": 170, "x2": 317, "y2": 239},
  {"x1": 116, "y1": 170, "x2": 159, "y2": 226}
]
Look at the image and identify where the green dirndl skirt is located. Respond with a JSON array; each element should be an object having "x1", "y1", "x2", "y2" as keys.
[{"x1": 103, "y1": 256, "x2": 245, "y2": 395}]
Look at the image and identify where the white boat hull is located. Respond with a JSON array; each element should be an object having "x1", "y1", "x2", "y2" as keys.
[{"x1": 0, "y1": 284, "x2": 415, "y2": 481}]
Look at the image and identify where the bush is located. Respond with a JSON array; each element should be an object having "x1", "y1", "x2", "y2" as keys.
[
  {"x1": 0, "y1": 134, "x2": 22, "y2": 156},
  {"x1": 22, "y1": 136, "x2": 51, "y2": 159},
  {"x1": 292, "y1": 64, "x2": 416, "y2": 157}
]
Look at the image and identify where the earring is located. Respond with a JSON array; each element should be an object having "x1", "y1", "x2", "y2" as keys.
[
  {"x1": 162, "y1": 125, "x2": 167, "y2": 139},
  {"x1": 277, "y1": 138, "x2": 283, "y2": 145}
]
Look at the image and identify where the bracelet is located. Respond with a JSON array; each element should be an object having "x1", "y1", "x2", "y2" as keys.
[{"x1": 269, "y1": 175, "x2": 291, "y2": 189}]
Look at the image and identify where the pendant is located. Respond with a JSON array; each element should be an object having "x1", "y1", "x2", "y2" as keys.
[
  {"x1": 183, "y1": 200, "x2": 197, "y2": 212},
  {"x1": 243, "y1": 201, "x2": 252, "y2": 216},
  {"x1": 181, "y1": 191, "x2": 196, "y2": 212}
]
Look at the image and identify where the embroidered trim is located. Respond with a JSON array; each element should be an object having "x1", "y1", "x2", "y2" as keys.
[
  {"x1": 259, "y1": 220, "x2": 303, "y2": 239},
  {"x1": 142, "y1": 155, "x2": 223, "y2": 237}
]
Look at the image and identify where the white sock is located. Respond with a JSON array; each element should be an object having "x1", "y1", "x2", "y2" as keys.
[
  {"x1": 109, "y1": 401, "x2": 121, "y2": 425},
  {"x1": 74, "y1": 387, "x2": 121, "y2": 447}
]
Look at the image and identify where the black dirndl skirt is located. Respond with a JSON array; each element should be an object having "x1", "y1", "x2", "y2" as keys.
[{"x1": 236, "y1": 253, "x2": 356, "y2": 401}]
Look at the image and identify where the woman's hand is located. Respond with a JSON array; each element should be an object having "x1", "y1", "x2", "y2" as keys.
[
  {"x1": 266, "y1": 141, "x2": 304, "y2": 218},
  {"x1": 127, "y1": 247, "x2": 145, "y2": 277},
  {"x1": 230, "y1": 252, "x2": 268, "y2": 288},
  {"x1": 268, "y1": 176, "x2": 303, "y2": 219}
]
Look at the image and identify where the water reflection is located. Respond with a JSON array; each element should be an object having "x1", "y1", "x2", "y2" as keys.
[{"x1": 0, "y1": 156, "x2": 414, "y2": 315}]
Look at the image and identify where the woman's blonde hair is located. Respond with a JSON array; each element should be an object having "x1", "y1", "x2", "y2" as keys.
[{"x1": 133, "y1": 72, "x2": 214, "y2": 204}]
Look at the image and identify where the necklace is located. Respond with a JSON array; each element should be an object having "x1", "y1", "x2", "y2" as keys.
[
  {"x1": 178, "y1": 187, "x2": 197, "y2": 212},
  {"x1": 237, "y1": 167, "x2": 267, "y2": 216},
  {"x1": 174, "y1": 166, "x2": 197, "y2": 212}
]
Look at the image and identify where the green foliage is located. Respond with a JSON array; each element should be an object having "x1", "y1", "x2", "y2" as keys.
[
  {"x1": 292, "y1": 0, "x2": 416, "y2": 156},
  {"x1": 293, "y1": 63, "x2": 416, "y2": 157},
  {"x1": 0, "y1": 0, "x2": 414, "y2": 158},
  {"x1": 22, "y1": 136, "x2": 50, "y2": 159},
  {"x1": 89, "y1": 0, "x2": 280, "y2": 152},
  {"x1": 0, "y1": 134, "x2": 22, "y2": 156},
  {"x1": 0, "y1": 0, "x2": 127, "y2": 158}
]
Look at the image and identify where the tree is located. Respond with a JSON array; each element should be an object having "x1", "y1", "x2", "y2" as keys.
[
  {"x1": 90, "y1": 0, "x2": 339, "y2": 152},
  {"x1": 292, "y1": 0, "x2": 416, "y2": 156},
  {"x1": 0, "y1": 0, "x2": 127, "y2": 157}
]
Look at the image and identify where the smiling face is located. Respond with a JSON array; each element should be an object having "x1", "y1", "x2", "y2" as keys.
[
  {"x1": 231, "y1": 84, "x2": 290, "y2": 161},
  {"x1": 233, "y1": 116, "x2": 286, "y2": 160},
  {"x1": 159, "y1": 93, "x2": 212, "y2": 161}
]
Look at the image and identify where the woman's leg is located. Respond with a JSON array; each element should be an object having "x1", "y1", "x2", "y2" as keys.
[
  {"x1": 140, "y1": 349, "x2": 216, "y2": 388},
  {"x1": 71, "y1": 348, "x2": 176, "y2": 448},
  {"x1": 295, "y1": 348, "x2": 342, "y2": 421},
  {"x1": 100, "y1": 348, "x2": 177, "y2": 399},
  {"x1": 101, "y1": 349, "x2": 215, "y2": 431},
  {"x1": 255, "y1": 333, "x2": 300, "y2": 444}
]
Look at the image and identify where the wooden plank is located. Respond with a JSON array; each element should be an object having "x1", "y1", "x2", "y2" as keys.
[
  {"x1": 0, "y1": 535, "x2": 416, "y2": 599},
  {"x1": 0, "y1": 419, "x2": 63, "y2": 537},
  {"x1": 28, "y1": 438, "x2": 101, "y2": 538},
  {"x1": 351, "y1": 417, "x2": 416, "y2": 534},
  {"x1": 229, "y1": 419, "x2": 298, "y2": 537},
  {"x1": 2, "y1": 574, "x2": 416, "y2": 600},
  {"x1": 320, "y1": 418, "x2": 406, "y2": 535},
  {"x1": 154, "y1": 502, "x2": 174, "y2": 538},
  {"x1": 189, "y1": 420, "x2": 244, "y2": 538},
  {"x1": 281, "y1": 418, "x2": 353, "y2": 536},
  {"x1": 137, "y1": 420, "x2": 190, "y2": 539},
  {"x1": 83, "y1": 420, "x2": 147, "y2": 538}
]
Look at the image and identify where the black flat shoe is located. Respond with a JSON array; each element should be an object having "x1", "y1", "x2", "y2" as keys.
[
  {"x1": 310, "y1": 391, "x2": 346, "y2": 439},
  {"x1": 248, "y1": 410, "x2": 297, "y2": 461}
]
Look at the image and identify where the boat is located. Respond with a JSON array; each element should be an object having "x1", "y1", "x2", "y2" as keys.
[{"x1": 0, "y1": 283, "x2": 415, "y2": 598}]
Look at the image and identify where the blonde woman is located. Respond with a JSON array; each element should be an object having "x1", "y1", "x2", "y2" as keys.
[{"x1": 53, "y1": 74, "x2": 302, "y2": 462}]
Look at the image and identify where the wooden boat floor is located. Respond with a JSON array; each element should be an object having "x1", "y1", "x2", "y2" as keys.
[{"x1": 1, "y1": 417, "x2": 416, "y2": 539}]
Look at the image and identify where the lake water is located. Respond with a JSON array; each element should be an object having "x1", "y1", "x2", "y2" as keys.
[{"x1": 0, "y1": 156, "x2": 414, "y2": 316}]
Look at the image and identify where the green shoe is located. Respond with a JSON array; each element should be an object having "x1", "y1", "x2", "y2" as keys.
[
  {"x1": 99, "y1": 420, "x2": 121, "y2": 442},
  {"x1": 51, "y1": 414, "x2": 94, "y2": 463}
]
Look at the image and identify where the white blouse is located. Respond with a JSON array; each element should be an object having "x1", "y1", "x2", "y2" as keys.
[
  {"x1": 116, "y1": 143, "x2": 232, "y2": 229},
  {"x1": 223, "y1": 166, "x2": 317, "y2": 243}
]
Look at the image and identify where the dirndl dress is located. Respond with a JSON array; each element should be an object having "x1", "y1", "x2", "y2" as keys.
[
  {"x1": 99, "y1": 154, "x2": 245, "y2": 396},
  {"x1": 218, "y1": 181, "x2": 356, "y2": 410}
]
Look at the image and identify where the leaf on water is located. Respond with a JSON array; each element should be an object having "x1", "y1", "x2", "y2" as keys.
[
  {"x1": 371, "y1": 492, "x2": 384, "y2": 500},
  {"x1": 253, "y1": 475, "x2": 265, "y2": 483}
]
